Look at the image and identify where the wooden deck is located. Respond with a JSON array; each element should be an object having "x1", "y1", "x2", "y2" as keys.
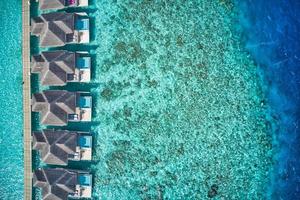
[{"x1": 22, "y1": 0, "x2": 32, "y2": 199}]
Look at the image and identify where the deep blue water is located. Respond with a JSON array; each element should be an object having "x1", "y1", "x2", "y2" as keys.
[{"x1": 237, "y1": 0, "x2": 300, "y2": 199}]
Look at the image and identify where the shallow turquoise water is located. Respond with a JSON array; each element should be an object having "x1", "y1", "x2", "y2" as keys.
[
  {"x1": 87, "y1": 1, "x2": 273, "y2": 199},
  {"x1": 0, "y1": 0, "x2": 275, "y2": 199},
  {"x1": 0, "y1": 0, "x2": 23, "y2": 199}
]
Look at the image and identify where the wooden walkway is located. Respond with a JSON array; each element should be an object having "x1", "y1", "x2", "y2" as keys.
[{"x1": 22, "y1": 0, "x2": 32, "y2": 200}]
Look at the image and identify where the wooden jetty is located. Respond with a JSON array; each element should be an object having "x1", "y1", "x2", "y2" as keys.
[{"x1": 22, "y1": 0, "x2": 32, "y2": 199}]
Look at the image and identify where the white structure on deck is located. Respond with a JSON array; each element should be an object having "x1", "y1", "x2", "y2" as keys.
[{"x1": 38, "y1": 0, "x2": 88, "y2": 10}]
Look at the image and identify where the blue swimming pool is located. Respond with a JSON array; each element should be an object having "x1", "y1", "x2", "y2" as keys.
[
  {"x1": 79, "y1": 96, "x2": 92, "y2": 108},
  {"x1": 75, "y1": 18, "x2": 89, "y2": 30},
  {"x1": 77, "y1": 57, "x2": 91, "y2": 69},
  {"x1": 79, "y1": 136, "x2": 92, "y2": 148},
  {"x1": 79, "y1": 174, "x2": 92, "y2": 186}
]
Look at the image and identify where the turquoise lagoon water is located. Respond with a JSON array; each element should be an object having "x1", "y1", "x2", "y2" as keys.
[
  {"x1": 0, "y1": 0, "x2": 23, "y2": 199},
  {"x1": 87, "y1": 1, "x2": 272, "y2": 199},
  {"x1": 0, "y1": 0, "x2": 277, "y2": 199}
]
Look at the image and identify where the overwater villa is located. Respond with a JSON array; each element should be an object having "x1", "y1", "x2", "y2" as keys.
[
  {"x1": 31, "y1": 90, "x2": 92, "y2": 126},
  {"x1": 33, "y1": 168, "x2": 92, "y2": 200},
  {"x1": 38, "y1": 0, "x2": 89, "y2": 10},
  {"x1": 32, "y1": 129, "x2": 92, "y2": 166},
  {"x1": 31, "y1": 11, "x2": 90, "y2": 47},
  {"x1": 31, "y1": 50, "x2": 91, "y2": 86}
]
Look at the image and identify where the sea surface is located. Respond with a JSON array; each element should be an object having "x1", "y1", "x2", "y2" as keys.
[
  {"x1": 0, "y1": 0, "x2": 24, "y2": 199},
  {"x1": 89, "y1": 0, "x2": 272, "y2": 199},
  {"x1": 236, "y1": 0, "x2": 300, "y2": 199},
  {"x1": 0, "y1": 0, "x2": 299, "y2": 200}
]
